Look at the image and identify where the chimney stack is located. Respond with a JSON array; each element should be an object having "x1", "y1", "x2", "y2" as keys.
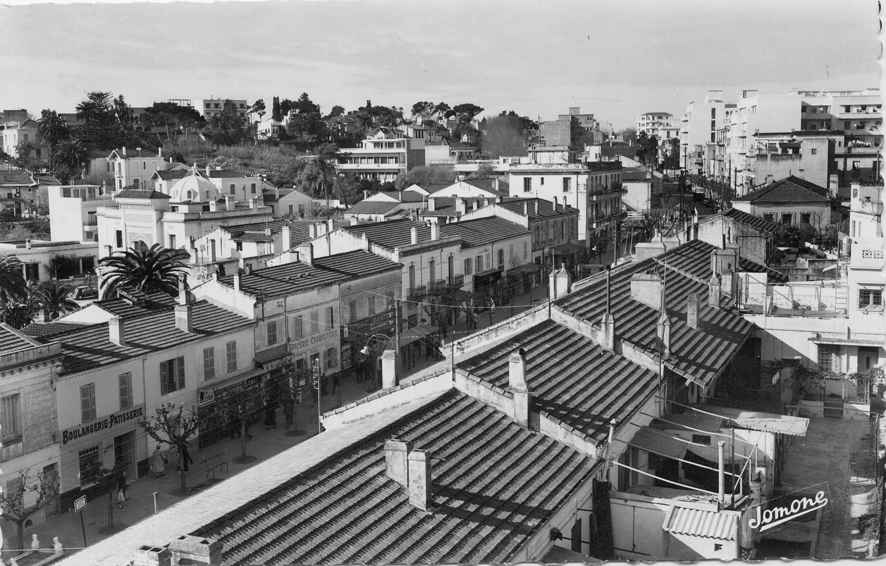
[
  {"x1": 381, "y1": 349, "x2": 397, "y2": 388},
  {"x1": 384, "y1": 439, "x2": 410, "y2": 487},
  {"x1": 298, "y1": 243, "x2": 314, "y2": 266},
  {"x1": 108, "y1": 315, "x2": 125, "y2": 346},
  {"x1": 630, "y1": 273, "x2": 663, "y2": 311},
  {"x1": 656, "y1": 311, "x2": 671, "y2": 358},
  {"x1": 548, "y1": 264, "x2": 572, "y2": 300},
  {"x1": 508, "y1": 349, "x2": 530, "y2": 427},
  {"x1": 407, "y1": 450, "x2": 431, "y2": 511},
  {"x1": 208, "y1": 199, "x2": 218, "y2": 212},
  {"x1": 233, "y1": 273, "x2": 241, "y2": 293},
  {"x1": 363, "y1": 190, "x2": 369, "y2": 200},
  {"x1": 205, "y1": 165, "x2": 211, "y2": 177},
  {"x1": 410, "y1": 226, "x2": 418, "y2": 245},
  {"x1": 600, "y1": 268, "x2": 615, "y2": 350},
  {"x1": 280, "y1": 225, "x2": 291, "y2": 252},
  {"x1": 174, "y1": 276, "x2": 192, "y2": 332},
  {"x1": 225, "y1": 195, "x2": 234, "y2": 211},
  {"x1": 686, "y1": 293, "x2": 699, "y2": 329},
  {"x1": 708, "y1": 274, "x2": 721, "y2": 309},
  {"x1": 430, "y1": 222, "x2": 439, "y2": 241}
]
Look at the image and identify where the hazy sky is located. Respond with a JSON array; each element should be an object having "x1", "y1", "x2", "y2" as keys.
[{"x1": 0, "y1": 0, "x2": 880, "y2": 128}]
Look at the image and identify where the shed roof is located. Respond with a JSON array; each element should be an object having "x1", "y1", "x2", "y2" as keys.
[
  {"x1": 734, "y1": 176, "x2": 830, "y2": 204},
  {"x1": 723, "y1": 208, "x2": 779, "y2": 233},
  {"x1": 218, "y1": 261, "x2": 349, "y2": 298},
  {"x1": 312, "y1": 250, "x2": 401, "y2": 277},
  {"x1": 664, "y1": 506, "x2": 738, "y2": 540}
]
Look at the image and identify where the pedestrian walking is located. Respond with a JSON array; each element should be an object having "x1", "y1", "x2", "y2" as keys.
[
  {"x1": 179, "y1": 442, "x2": 193, "y2": 472},
  {"x1": 150, "y1": 445, "x2": 167, "y2": 477},
  {"x1": 264, "y1": 395, "x2": 278, "y2": 429},
  {"x1": 116, "y1": 470, "x2": 127, "y2": 508},
  {"x1": 332, "y1": 372, "x2": 340, "y2": 394}
]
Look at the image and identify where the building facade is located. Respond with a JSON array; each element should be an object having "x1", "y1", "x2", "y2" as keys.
[
  {"x1": 108, "y1": 147, "x2": 170, "y2": 191},
  {"x1": 336, "y1": 131, "x2": 426, "y2": 183}
]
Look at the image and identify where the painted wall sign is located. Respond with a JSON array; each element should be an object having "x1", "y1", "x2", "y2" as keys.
[
  {"x1": 748, "y1": 490, "x2": 828, "y2": 532},
  {"x1": 61, "y1": 406, "x2": 145, "y2": 445}
]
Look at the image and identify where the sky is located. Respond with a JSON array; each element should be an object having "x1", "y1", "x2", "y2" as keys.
[{"x1": 0, "y1": 0, "x2": 881, "y2": 129}]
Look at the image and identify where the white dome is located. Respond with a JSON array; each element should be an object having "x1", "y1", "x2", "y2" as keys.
[{"x1": 168, "y1": 167, "x2": 220, "y2": 203}]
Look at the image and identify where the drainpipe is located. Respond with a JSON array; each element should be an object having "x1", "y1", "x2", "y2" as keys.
[{"x1": 718, "y1": 440, "x2": 726, "y2": 507}]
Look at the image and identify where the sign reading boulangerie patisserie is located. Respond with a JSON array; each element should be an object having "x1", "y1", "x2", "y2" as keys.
[
  {"x1": 748, "y1": 490, "x2": 828, "y2": 532},
  {"x1": 61, "y1": 406, "x2": 145, "y2": 445}
]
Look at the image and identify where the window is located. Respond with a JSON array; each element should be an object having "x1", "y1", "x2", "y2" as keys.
[
  {"x1": 310, "y1": 309, "x2": 319, "y2": 333},
  {"x1": 523, "y1": 178, "x2": 531, "y2": 192},
  {"x1": 119, "y1": 372, "x2": 133, "y2": 410},
  {"x1": 229, "y1": 185, "x2": 235, "y2": 195},
  {"x1": 251, "y1": 183, "x2": 256, "y2": 194},
  {"x1": 160, "y1": 357, "x2": 186, "y2": 395},
  {"x1": 325, "y1": 347, "x2": 338, "y2": 369},
  {"x1": 386, "y1": 291, "x2": 395, "y2": 311},
  {"x1": 811, "y1": 147, "x2": 817, "y2": 155},
  {"x1": 266, "y1": 320, "x2": 278, "y2": 346},
  {"x1": 288, "y1": 204, "x2": 294, "y2": 216},
  {"x1": 168, "y1": 234, "x2": 176, "y2": 249},
  {"x1": 80, "y1": 383, "x2": 96, "y2": 423},
  {"x1": 428, "y1": 259, "x2": 436, "y2": 283},
  {"x1": 859, "y1": 289, "x2": 883, "y2": 309},
  {"x1": 408, "y1": 264, "x2": 416, "y2": 292},
  {"x1": 115, "y1": 230, "x2": 123, "y2": 248},
  {"x1": 540, "y1": 177, "x2": 544, "y2": 185},
  {"x1": 800, "y1": 213, "x2": 811, "y2": 224},
  {"x1": 763, "y1": 213, "x2": 774, "y2": 222},
  {"x1": 293, "y1": 316, "x2": 304, "y2": 339},
  {"x1": 563, "y1": 178, "x2": 571, "y2": 192},
  {"x1": 202, "y1": 347, "x2": 215, "y2": 380},
  {"x1": 0, "y1": 394, "x2": 22, "y2": 442},
  {"x1": 349, "y1": 300, "x2": 358, "y2": 322},
  {"x1": 368, "y1": 296, "x2": 376, "y2": 316},
  {"x1": 818, "y1": 345, "x2": 839, "y2": 373},
  {"x1": 226, "y1": 341, "x2": 237, "y2": 372},
  {"x1": 476, "y1": 255, "x2": 483, "y2": 273},
  {"x1": 78, "y1": 446, "x2": 101, "y2": 485},
  {"x1": 497, "y1": 249, "x2": 504, "y2": 267},
  {"x1": 781, "y1": 214, "x2": 792, "y2": 225},
  {"x1": 327, "y1": 306, "x2": 335, "y2": 329},
  {"x1": 464, "y1": 257, "x2": 473, "y2": 275}
]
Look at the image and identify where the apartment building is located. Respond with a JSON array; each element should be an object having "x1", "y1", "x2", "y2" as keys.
[
  {"x1": 636, "y1": 112, "x2": 674, "y2": 135},
  {"x1": 335, "y1": 130, "x2": 426, "y2": 183},
  {"x1": 107, "y1": 147, "x2": 170, "y2": 191},
  {"x1": 201, "y1": 99, "x2": 249, "y2": 119},
  {"x1": 680, "y1": 90, "x2": 729, "y2": 175}
]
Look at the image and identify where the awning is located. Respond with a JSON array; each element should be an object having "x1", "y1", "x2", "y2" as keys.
[
  {"x1": 702, "y1": 405, "x2": 809, "y2": 437},
  {"x1": 629, "y1": 427, "x2": 688, "y2": 460},
  {"x1": 254, "y1": 344, "x2": 291, "y2": 369},
  {"x1": 663, "y1": 506, "x2": 738, "y2": 541}
]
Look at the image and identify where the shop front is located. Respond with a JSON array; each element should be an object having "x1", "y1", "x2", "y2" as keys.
[
  {"x1": 345, "y1": 309, "x2": 397, "y2": 382},
  {"x1": 505, "y1": 263, "x2": 543, "y2": 297},
  {"x1": 58, "y1": 405, "x2": 146, "y2": 511},
  {"x1": 197, "y1": 367, "x2": 269, "y2": 448},
  {"x1": 290, "y1": 328, "x2": 341, "y2": 398},
  {"x1": 472, "y1": 267, "x2": 503, "y2": 303}
]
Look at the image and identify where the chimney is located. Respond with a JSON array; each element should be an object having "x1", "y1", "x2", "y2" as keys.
[
  {"x1": 361, "y1": 232, "x2": 370, "y2": 250},
  {"x1": 686, "y1": 292, "x2": 699, "y2": 329},
  {"x1": 298, "y1": 243, "x2": 314, "y2": 266},
  {"x1": 407, "y1": 450, "x2": 431, "y2": 511},
  {"x1": 122, "y1": 146, "x2": 127, "y2": 157},
  {"x1": 708, "y1": 274, "x2": 722, "y2": 309},
  {"x1": 656, "y1": 311, "x2": 671, "y2": 358},
  {"x1": 548, "y1": 264, "x2": 572, "y2": 299},
  {"x1": 233, "y1": 273, "x2": 241, "y2": 293},
  {"x1": 410, "y1": 226, "x2": 418, "y2": 245},
  {"x1": 363, "y1": 189, "x2": 369, "y2": 200},
  {"x1": 472, "y1": 200, "x2": 478, "y2": 211},
  {"x1": 384, "y1": 439, "x2": 410, "y2": 487},
  {"x1": 308, "y1": 224, "x2": 316, "y2": 239},
  {"x1": 326, "y1": 218, "x2": 334, "y2": 234},
  {"x1": 430, "y1": 222, "x2": 439, "y2": 241},
  {"x1": 208, "y1": 199, "x2": 218, "y2": 212},
  {"x1": 280, "y1": 225, "x2": 291, "y2": 252},
  {"x1": 455, "y1": 198, "x2": 465, "y2": 215},
  {"x1": 508, "y1": 349, "x2": 530, "y2": 427},
  {"x1": 523, "y1": 201, "x2": 528, "y2": 216},
  {"x1": 158, "y1": 147, "x2": 163, "y2": 158},
  {"x1": 381, "y1": 349, "x2": 397, "y2": 388},
  {"x1": 205, "y1": 165, "x2": 211, "y2": 177},
  {"x1": 168, "y1": 535, "x2": 223, "y2": 566},
  {"x1": 225, "y1": 195, "x2": 234, "y2": 211},
  {"x1": 629, "y1": 273, "x2": 662, "y2": 311},
  {"x1": 108, "y1": 316, "x2": 125, "y2": 346},
  {"x1": 427, "y1": 198, "x2": 436, "y2": 212},
  {"x1": 25, "y1": 239, "x2": 32, "y2": 250}
]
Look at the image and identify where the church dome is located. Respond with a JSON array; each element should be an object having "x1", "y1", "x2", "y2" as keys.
[{"x1": 167, "y1": 165, "x2": 221, "y2": 203}]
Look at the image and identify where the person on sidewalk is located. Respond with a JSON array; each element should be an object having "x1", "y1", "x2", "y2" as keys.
[
  {"x1": 150, "y1": 446, "x2": 167, "y2": 478},
  {"x1": 332, "y1": 372, "x2": 340, "y2": 395},
  {"x1": 116, "y1": 470, "x2": 127, "y2": 509},
  {"x1": 178, "y1": 441, "x2": 193, "y2": 472},
  {"x1": 264, "y1": 395, "x2": 278, "y2": 429}
]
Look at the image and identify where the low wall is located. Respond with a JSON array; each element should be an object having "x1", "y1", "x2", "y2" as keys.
[{"x1": 453, "y1": 303, "x2": 550, "y2": 361}]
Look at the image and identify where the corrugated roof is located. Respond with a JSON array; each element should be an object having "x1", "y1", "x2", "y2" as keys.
[
  {"x1": 723, "y1": 208, "x2": 779, "y2": 233},
  {"x1": 441, "y1": 217, "x2": 528, "y2": 248},
  {"x1": 734, "y1": 176, "x2": 830, "y2": 204},
  {"x1": 192, "y1": 390, "x2": 598, "y2": 565},
  {"x1": 312, "y1": 250, "x2": 401, "y2": 277},
  {"x1": 0, "y1": 323, "x2": 40, "y2": 353},
  {"x1": 48, "y1": 301, "x2": 252, "y2": 375},
  {"x1": 664, "y1": 506, "x2": 738, "y2": 540},
  {"x1": 557, "y1": 240, "x2": 764, "y2": 388},
  {"x1": 459, "y1": 319, "x2": 659, "y2": 443},
  {"x1": 218, "y1": 262, "x2": 349, "y2": 298}
]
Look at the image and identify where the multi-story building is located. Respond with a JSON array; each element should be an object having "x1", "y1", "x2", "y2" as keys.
[
  {"x1": 48, "y1": 184, "x2": 114, "y2": 243},
  {"x1": 0, "y1": 164, "x2": 38, "y2": 217},
  {"x1": 0, "y1": 326, "x2": 62, "y2": 519},
  {"x1": 335, "y1": 130, "x2": 426, "y2": 183},
  {"x1": 731, "y1": 175, "x2": 832, "y2": 230},
  {"x1": 741, "y1": 133, "x2": 832, "y2": 192},
  {"x1": 165, "y1": 98, "x2": 193, "y2": 109},
  {"x1": 2, "y1": 118, "x2": 47, "y2": 161},
  {"x1": 107, "y1": 147, "x2": 170, "y2": 191},
  {"x1": 680, "y1": 90, "x2": 729, "y2": 175},
  {"x1": 636, "y1": 112, "x2": 674, "y2": 136},
  {"x1": 202, "y1": 166, "x2": 267, "y2": 203},
  {"x1": 538, "y1": 107, "x2": 604, "y2": 150},
  {"x1": 0, "y1": 238, "x2": 97, "y2": 286},
  {"x1": 201, "y1": 99, "x2": 249, "y2": 119}
]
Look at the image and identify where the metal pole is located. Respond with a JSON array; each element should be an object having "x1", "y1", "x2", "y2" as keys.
[
  {"x1": 718, "y1": 440, "x2": 726, "y2": 507},
  {"x1": 79, "y1": 510, "x2": 88, "y2": 547},
  {"x1": 731, "y1": 426, "x2": 736, "y2": 506}
]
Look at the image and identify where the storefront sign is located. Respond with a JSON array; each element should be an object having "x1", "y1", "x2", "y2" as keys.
[
  {"x1": 748, "y1": 490, "x2": 828, "y2": 532},
  {"x1": 61, "y1": 406, "x2": 145, "y2": 445},
  {"x1": 291, "y1": 329, "x2": 338, "y2": 355}
]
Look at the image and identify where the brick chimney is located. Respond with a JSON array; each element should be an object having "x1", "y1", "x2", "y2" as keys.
[
  {"x1": 630, "y1": 273, "x2": 662, "y2": 311},
  {"x1": 708, "y1": 274, "x2": 721, "y2": 309},
  {"x1": 384, "y1": 439, "x2": 410, "y2": 487},
  {"x1": 410, "y1": 226, "x2": 418, "y2": 245},
  {"x1": 174, "y1": 276, "x2": 192, "y2": 332},
  {"x1": 408, "y1": 450, "x2": 431, "y2": 511},
  {"x1": 508, "y1": 349, "x2": 530, "y2": 427},
  {"x1": 108, "y1": 315, "x2": 125, "y2": 346},
  {"x1": 686, "y1": 292, "x2": 699, "y2": 329}
]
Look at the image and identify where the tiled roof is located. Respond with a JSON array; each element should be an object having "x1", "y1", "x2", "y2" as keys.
[
  {"x1": 218, "y1": 262, "x2": 350, "y2": 298},
  {"x1": 233, "y1": 232, "x2": 273, "y2": 243},
  {"x1": 48, "y1": 301, "x2": 252, "y2": 375},
  {"x1": 192, "y1": 390, "x2": 598, "y2": 565},
  {"x1": 498, "y1": 198, "x2": 579, "y2": 218},
  {"x1": 154, "y1": 169, "x2": 190, "y2": 181},
  {"x1": 557, "y1": 240, "x2": 766, "y2": 388},
  {"x1": 379, "y1": 190, "x2": 425, "y2": 203},
  {"x1": 344, "y1": 219, "x2": 431, "y2": 250},
  {"x1": 459, "y1": 319, "x2": 658, "y2": 443},
  {"x1": 96, "y1": 291, "x2": 177, "y2": 319},
  {"x1": 734, "y1": 175, "x2": 830, "y2": 203},
  {"x1": 0, "y1": 323, "x2": 40, "y2": 353},
  {"x1": 223, "y1": 220, "x2": 315, "y2": 248},
  {"x1": 35, "y1": 174, "x2": 61, "y2": 185},
  {"x1": 116, "y1": 189, "x2": 171, "y2": 199},
  {"x1": 723, "y1": 208, "x2": 779, "y2": 233},
  {"x1": 312, "y1": 250, "x2": 401, "y2": 277},
  {"x1": 205, "y1": 169, "x2": 248, "y2": 178},
  {"x1": 346, "y1": 200, "x2": 402, "y2": 216},
  {"x1": 664, "y1": 506, "x2": 738, "y2": 541},
  {"x1": 21, "y1": 321, "x2": 90, "y2": 339},
  {"x1": 0, "y1": 168, "x2": 34, "y2": 186},
  {"x1": 441, "y1": 217, "x2": 528, "y2": 247}
]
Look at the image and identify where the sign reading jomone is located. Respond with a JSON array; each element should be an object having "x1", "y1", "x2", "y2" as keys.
[{"x1": 748, "y1": 490, "x2": 828, "y2": 532}]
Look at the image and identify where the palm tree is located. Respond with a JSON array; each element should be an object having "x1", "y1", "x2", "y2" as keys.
[
  {"x1": 36, "y1": 281, "x2": 79, "y2": 320},
  {"x1": 0, "y1": 256, "x2": 27, "y2": 305},
  {"x1": 98, "y1": 242, "x2": 191, "y2": 299}
]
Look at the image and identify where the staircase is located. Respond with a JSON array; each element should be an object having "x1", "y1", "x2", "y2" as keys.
[{"x1": 823, "y1": 395, "x2": 844, "y2": 419}]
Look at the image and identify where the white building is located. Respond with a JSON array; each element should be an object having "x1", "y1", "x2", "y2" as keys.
[
  {"x1": 108, "y1": 147, "x2": 170, "y2": 191},
  {"x1": 636, "y1": 112, "x2": 674, "y2": 136},
  {"x1": 201, "y1": 99, "x2": 249, "y2": 119},
  {"x1": 336, "y1": 131, "x2": 426, "y2": 183},
  {"x1": 48, "y1": 184, "x2": 114, "y2": 243}
]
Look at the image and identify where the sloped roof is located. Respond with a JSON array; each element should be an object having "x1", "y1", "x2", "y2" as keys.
[
  {"x1": 21, "y1": 321, "x2": 90, "y2": 339},
  {"x1": 0, "y1": 167, "x2": 35, "y2": 186},
  {"x1": 312, "y1": 250, "x2": 401, "y2": 277},
  {"x1": 95, "y1": 291, "x2": 177, "y2": 318},
  {"x1": 459, "y1": 319, "x2": 659, "y2": 443},
  {"x1": 223, "y1": 219, "x2": 320, "y2": 249},
  {"x1": 346, "y1": 200, "x2": 402, "y2": 216},
  {"x1": 154, "y1": 169, "x2": 190, "y2": 181},
  {"x1": 191, "y1": 389, "x2": 598, "y2": 565},
  {"x1": 116, "y1": 189, "x2": 171, "y2": 199},
  {"x1": 205, "y1": 169, "x2": 248, "y2": 178},
  {"x1": 734, "y1": 176, "x2": 830, "y2": 204},
  {"x1": 723, "y1": 208, "x2": 779, "y2": 233},
  {"x1": 47, "y1": 301, "x2": 252, "y2": 375},
  {"x1": 664, "y1": 506, "x2": 738, "y2": 540},
  {"x1": 0, "y1": 323, "x2": 40, "y2": 354},
  {"x1": 498, "y1": 198, "x2": 579, "y2": 218},
  {"x1": 557, "y1": 240, "x2": 775, "y2": 388},
  {"x1": 441, "y1": 217, "x2": 528, "y2": 247},
  {"x1": 218, "y1": 262, "x2": 350, "y2": 298},
  {"x1": 344, "y1": 219, "x2": 431, "y2": 250}
]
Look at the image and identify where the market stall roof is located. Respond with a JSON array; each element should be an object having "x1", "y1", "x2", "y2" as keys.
[
  {"x1": 629, "y1": 426, "x2": 689, "y2": 460},
  {"x1": 701, "y1": 405, "x2": 810, "y2": 437}
]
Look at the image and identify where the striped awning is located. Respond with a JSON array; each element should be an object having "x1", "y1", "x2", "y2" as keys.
[{"x1": 663, "y1": 506, "x2": 738, "y2": 541}]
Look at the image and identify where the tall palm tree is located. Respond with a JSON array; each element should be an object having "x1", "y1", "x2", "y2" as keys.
[
  {"x1": 0, "y1": 256, "x2": 27, "y2": 305},
  {"x1": 36, "y1": 281, "x2": 80, "y2": 320},
  {"x1": 98, "y1": 242, "x2": 191, "y2": 299}
]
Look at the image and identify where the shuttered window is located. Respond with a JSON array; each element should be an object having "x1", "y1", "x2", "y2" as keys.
[
  {"x1": 80, "y1": 383, "x2": 96, "y2": 423},
  {"x1": 0, "y1": 394, "x2": 22, "y2": 442},
  {"x1": 160, "y1": 357, "x2": 186, "y2": 395}
]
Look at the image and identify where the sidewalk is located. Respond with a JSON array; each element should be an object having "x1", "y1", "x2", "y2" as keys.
[{"x1": 15, "y1": 374, "x2": 372, "y2": 561}]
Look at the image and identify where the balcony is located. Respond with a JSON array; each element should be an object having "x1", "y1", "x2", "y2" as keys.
[{"x1": 336, "y1": 162, "x2": 404, "y2": 171}]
